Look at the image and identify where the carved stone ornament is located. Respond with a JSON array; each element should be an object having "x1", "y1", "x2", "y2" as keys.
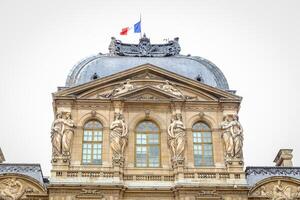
[
  {"x1": 51, "y1": 111, "x2": 76, "y2": 162},
  {"x1": 167, "y1": 113, "x2": 186, "y2": 166},
  {"x1": 98, "y1": 79, "x2": 136, "y2": 98},
  {"x1": 76, "y1": 188, "x2": 106, "y2": 200},
  {"x1": 109, "y1": 34, "x2": 181, "y2": 57},
  {"x1": 221, "y1": 114, "x2": 243, "y2": 160},
  {"x1": 0, "y1": 178, "x2": 24, "y2": 200},
  {"x1": 251, "y1": 180, "x2": 300, "y2": 199},
  {"x1": 110, "y1": 112, "x2": 128, "y2": 166},
  {"x1": 156, "y1": 80, "x2": 184, "y2": 98},
  {"x1": 196, "y1": 190, "x2": 222, "y2": 200}
]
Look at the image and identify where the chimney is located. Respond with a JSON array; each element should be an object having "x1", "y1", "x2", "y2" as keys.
[
  {"x1": 0, "y1": 148, "x2": 5, "y2": 163},
  {"x1": 273, "y1": 149, "x2": 293, "y2": 167}
]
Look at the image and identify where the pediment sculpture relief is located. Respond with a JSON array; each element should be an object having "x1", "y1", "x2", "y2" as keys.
[
  {"x1": 0, "y1": 178, "x2": 23, "y2": 200},
  {"x1": 221, "y1": 114, "x2": 243, "y2": 160},
  {"x1": 110, "y1": 112, "x2": 128, "y2": 166},
  {"x1": 99, "y1": 79, "x2": 136, "y2": 98},
  {"x1": 168, "y1": 113, "x2": 186, "y2": 166},
  {"x1": 157, "y1": 80, "x2": 184, "y2": 98},
  {"x1": 0, "y1": 178, "x2": 41, "y2": 200},
  {"x1": 252, "y1": 180, "x2": 300, "y2": 199},
  {"x1": 51, "y1": 112, "x2": 76, "y2": 162}
]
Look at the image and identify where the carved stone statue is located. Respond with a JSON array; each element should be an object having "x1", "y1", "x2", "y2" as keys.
[
  {"x1": 221, "y1": 114, "x2": 243, "y2": 159},
  {"x1": 110, "y1": 113, "x2": 128, "y2": 164},
  {"x1": 114, "y1": 79, "x2": 135, "y2": 96},
  {"x1": 109, "y1": 34, "x2": 181, "y2": 57},
  {"x1": 0, "y1": 178, "x2": 24, "y2": 200},
  {"x1": 51, "y1": 112, "x2": 64, "y2": 157},
  {"x1": 61, "y1": 112, "x2": 76, "y2": 156},
  {"x1": 167, "y1": 113, "x2": 186, "y2": 165},
  {"x1": 157, "y1": 80, "x2": 184, "y2": 98},
  {"x1": 51, "y1": 112, "x2": 76, "y2": 160}
]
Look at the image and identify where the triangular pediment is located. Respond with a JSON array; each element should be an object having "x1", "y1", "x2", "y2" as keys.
[{"x1": 54, "y1": 64, "x2": 241, "y2": 102}]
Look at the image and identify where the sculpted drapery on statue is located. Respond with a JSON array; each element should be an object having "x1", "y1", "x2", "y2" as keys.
[
  {"x1": 168, "y1": 113, "x2": 186, "y2": 165},
  {"x1": 221, "y1": 114, "x2": 243, "y2": 159},
  {"x1": 110, "y1": 112, "x2": 128, "y2": 165},
  {"x1": 51, "y1": 112, "x2": 76, "y2": 161}
]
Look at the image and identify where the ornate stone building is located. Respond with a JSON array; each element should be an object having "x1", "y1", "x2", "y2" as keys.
[{"x1": 0, "y1": 36, "x2": 299, "y2": 199}]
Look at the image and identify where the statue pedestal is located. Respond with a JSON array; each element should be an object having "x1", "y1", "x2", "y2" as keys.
[
  {"x1": 112, "y1": 157, "x2": 124, "y2": 181},
  {"x1": 51, "y1": 155, "x2": 70, "y2": 170},
  {"x1": 172, "y1": 158, "x2": 185, "y2": 181},
  {"x1": 226, "y1": 158, "x2": 244, "y2": 172}
]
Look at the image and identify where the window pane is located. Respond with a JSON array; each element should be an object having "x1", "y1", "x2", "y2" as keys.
[
  {"x1": 136, "y1": 146, "x2": 147, "y2": 167},
  {"x1": 84, "y1": 131, "x2": 93, "y2": 141},
  {"x1": 94, "y1": 131, "x2": 102, "y2": 141},
  {"x1": 136, "y1": 134, "x2": 147, "y2": 144},
  {"x1": 148, "y1": 134, "x2": 159, "y2": 144},
  {"x1": 193, "y1": 122, "x2": 210, "y2": 131},
  {"x1": 136, "y1": 121, "x2": 159, "y2": 132},
  {"x1": 193, "y1": 122, "x2": 213, "y2": 166},
  {"x1": 84, "y1": 120, "x2": 102, "y2": 129}
]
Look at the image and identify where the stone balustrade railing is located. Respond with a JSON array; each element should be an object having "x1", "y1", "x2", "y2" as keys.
[{"x1": 54, "y1": 170, "x2": 243, "y2": 180}]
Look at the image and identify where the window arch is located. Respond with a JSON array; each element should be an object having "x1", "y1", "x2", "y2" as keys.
[
  {"x1": 192, "y1": 122, "x2": 213, "y2": 166},
  {"x1": 135, "y1": 121, "x2": 160, "y2": 167},
  {"x1": 82, "y1": 120, "x2": 103, "y2": 164}
]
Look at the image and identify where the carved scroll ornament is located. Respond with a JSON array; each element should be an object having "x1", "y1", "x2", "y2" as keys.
[{"x1": 109, "y1": 34, "x2": 181, "y2": 57}]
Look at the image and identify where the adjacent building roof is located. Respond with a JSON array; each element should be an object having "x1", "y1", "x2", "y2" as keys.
[
  {"x1": 65, "y1": 36, "x2": 229, "y2": 90},
  {"x1": 0, "y1": 163, "x2": 45, "y2": 185},
  {"x1": 246, "y1": 166, "x2": 300, "y2": 186}
]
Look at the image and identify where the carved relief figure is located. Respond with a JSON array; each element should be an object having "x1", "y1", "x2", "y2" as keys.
[
  {"x1": 50, "y1": 112, "x2": 75, "y2": 159},
  {"x1": 110, "y1": 113, "x2": 128, "y2": 162},
  {"x1": 51, "y1": 112, "x2": 64, "y2": 157},
  {"x1": 272, "y1": 180, "x2": 292, "y2": 200},
  {"x1": 0, "y1": 178, "x2": 24, "y2": 200},
  {"x1": 167, "y1": 114, "x2": 186, "y2": 163},
  {"x1": 114, "y1": 79, "x2": 135, "y2": 96},
  {"x1": 221, "y1": 114, "x2": 243, "y2": 159},
  {"x1": 157, "y1": 80, "x2": 184, "y2": 98},
  {"x1": 61, "y1": 112, "x2": 76, "y2": 156}
]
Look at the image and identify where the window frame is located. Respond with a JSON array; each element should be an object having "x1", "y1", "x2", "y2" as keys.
[
  {"x1": 192, "y1": 122, "x2": 214, "y2": 167},
  {"x1": 134, "y1": 120, "x2": 161, "y2": 168},
  {"x1": 81, "y1": 120, "x2": 103, "y2": 165}
]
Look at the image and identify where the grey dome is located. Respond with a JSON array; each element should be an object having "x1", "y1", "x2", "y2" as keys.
[{"x1": 66, "y1": 54, "x2": 229, "y2": 90}]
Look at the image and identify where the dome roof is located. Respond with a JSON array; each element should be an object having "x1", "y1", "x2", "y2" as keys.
[{"x1": 66, "y1": 37, "x2": 229, "y2": 90}]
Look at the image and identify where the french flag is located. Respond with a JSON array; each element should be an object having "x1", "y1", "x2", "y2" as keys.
[{"x1": 120, "y1": 20, "x2": 141, "y2": 35}]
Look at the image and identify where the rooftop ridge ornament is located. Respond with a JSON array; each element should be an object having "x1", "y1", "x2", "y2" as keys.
[{"x1": 108, "y1": 34, "x2": 181, "y2": 57}]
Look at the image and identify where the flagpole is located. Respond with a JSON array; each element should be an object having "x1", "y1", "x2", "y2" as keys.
[{"x1": 140, "y1": 13, "x2": 142, "y2": 38}]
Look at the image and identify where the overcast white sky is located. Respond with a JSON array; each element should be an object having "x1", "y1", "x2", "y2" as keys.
[{"x1": 0, "y1": 0, "x2": 299, "y2": 176}]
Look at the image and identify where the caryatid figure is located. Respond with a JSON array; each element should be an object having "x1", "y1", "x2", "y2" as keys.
[
  {"x1": 110, "y1": 113, "x2": 128, "y2": 161},
  {"x1": 61, "y1": 112, "x2": 76, "y2": 157},
  {"x1": 221, "y1": 114, "x2": 244, "y2": 159},
  {"x1": 51, "y1": 112, "x2": 64, "y2": 157},
  {"x1": 167, "y1": 114, "x2": 186, "y2": 162}
]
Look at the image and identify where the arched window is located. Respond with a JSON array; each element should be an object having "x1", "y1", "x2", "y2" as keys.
[
  {"x1": 193, "y1": 122, "x2": 213, "y2": 166},
  {"x1": 135, "y1": 121, "x2": 160, "y2": 167},
  {"x1": 82, "y1": 120, "x2": 103, "y2": 164}
]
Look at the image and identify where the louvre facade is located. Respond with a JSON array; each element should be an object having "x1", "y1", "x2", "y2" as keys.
[{"x1": 0, "y1": 36, "x2": 299, "y2": 200}]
